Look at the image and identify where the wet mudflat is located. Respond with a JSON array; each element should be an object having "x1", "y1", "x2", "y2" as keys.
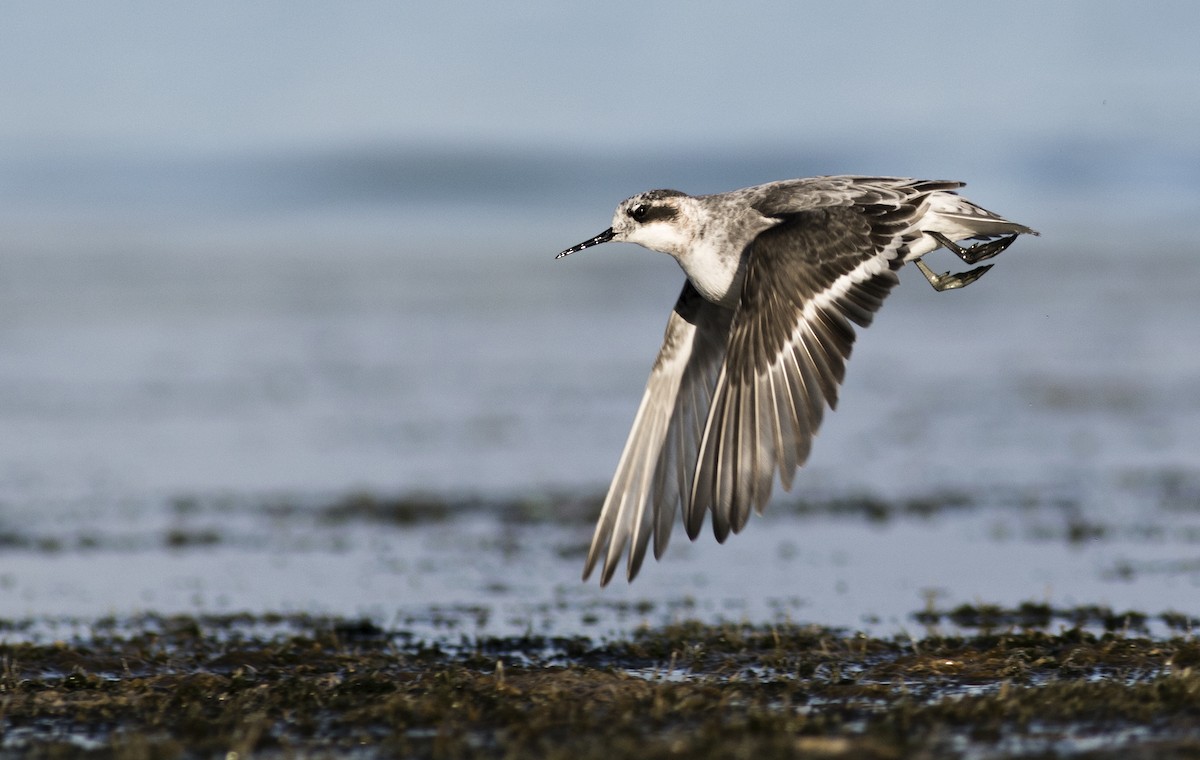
[
  {"x1": 2, "y1": 611, "x2": 1200, "y2": 759},
  {"x1": 2, "y1": 484, "x2": 1199, "y2": 759}
]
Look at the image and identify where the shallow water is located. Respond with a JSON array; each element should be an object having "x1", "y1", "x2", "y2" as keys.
[
  {"x1": 1, "y1": 145, "x2": 1198, "y2": 640},
  {"x1": 2, "y1": 474, "x2": 1198, "y2": 644}
]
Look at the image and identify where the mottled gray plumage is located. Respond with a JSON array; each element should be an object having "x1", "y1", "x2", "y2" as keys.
[{"x1": 557, "y1": 176, "x2": 1037, "y2": 585}]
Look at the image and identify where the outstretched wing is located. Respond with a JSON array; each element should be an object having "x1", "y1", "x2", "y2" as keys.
[
  {"x1": 584, "y1": 178, "x2": 973, "y2": 584},
  {"x1": 688, "y1": 202, "x2": 921, "y2": 541},
  {"x1": 582, "y1": 282, "x2": 734, "y2": 586}
]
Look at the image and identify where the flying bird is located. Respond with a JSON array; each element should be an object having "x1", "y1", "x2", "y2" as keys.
[{"x1": 556, "y1": 176, "x2": 1036, "y2": 585}]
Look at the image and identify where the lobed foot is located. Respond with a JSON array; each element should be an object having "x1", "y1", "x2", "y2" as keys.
[
  {"x1": 928, "y1": 231, "x2": 1019, "y2": 264},
  {"x1": 914, "y1": 259, "x2": 993, "y2": 292}
]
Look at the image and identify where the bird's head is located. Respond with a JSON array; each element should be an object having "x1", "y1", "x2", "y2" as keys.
[{"x1": 556, "y1": 189, "x2": 694, "y2": 259}]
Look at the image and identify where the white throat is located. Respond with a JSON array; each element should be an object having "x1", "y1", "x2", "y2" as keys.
[{"x1": 624, "y1": 221, "x2": 693, "y2": 257}]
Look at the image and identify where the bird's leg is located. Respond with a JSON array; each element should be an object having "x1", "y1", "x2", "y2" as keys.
[
  {"x1": 914, "y1": 230, "x2": 1017, "y2": 291},
  {"x1": 913, "y1": 258, "x2": 993, "y2": 292},
  {"x1": 928, "y1": 231, "x2": 1019, "y2": 264}
]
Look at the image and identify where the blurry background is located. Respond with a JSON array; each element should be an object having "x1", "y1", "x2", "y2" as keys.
[{"x1": 1, "y1": 2, "x2": 1197, "y2": 630}]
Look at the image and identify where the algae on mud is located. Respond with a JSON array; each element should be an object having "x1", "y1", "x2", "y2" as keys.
[{"x1": 2, "y1": 613, "x2": 1199, "y2": 759}]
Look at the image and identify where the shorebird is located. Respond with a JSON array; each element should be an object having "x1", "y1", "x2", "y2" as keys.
[{"x1": 556, "y1": 176, "x2": 1036, "y2": 585}]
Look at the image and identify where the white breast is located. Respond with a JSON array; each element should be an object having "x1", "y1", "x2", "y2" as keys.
[{"x1": 674, "y1": 238, "x2": 746, "y2": 307}]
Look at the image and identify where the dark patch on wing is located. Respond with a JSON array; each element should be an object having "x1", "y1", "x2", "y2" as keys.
[
  {"x1": 728, "y1": 205, "x2": 908, "y2": 384},
  {"x1": 688, "y1": 203, "x2": 913, "y2": 541}
]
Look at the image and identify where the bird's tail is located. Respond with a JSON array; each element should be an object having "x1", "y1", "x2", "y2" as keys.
[{"x1": 907, "y1": 191, "x2": 1037, "y2": 259}]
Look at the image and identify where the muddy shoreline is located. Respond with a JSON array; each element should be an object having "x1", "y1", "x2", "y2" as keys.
[{"x1": 3, "y1": 611, "x2": 1199, "y2": 758}]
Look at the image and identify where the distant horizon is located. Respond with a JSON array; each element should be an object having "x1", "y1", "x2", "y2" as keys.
[{"x1": 0, "y1": 133, "x2": 1193, "y2": 243}]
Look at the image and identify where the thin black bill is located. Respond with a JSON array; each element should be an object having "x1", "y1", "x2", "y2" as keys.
[{"x1": 556, "y1": 228, "x2": 615, "y2": 259}]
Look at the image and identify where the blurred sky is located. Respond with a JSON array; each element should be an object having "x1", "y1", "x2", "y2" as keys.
[
  {"x1": 2, "y1": 1, "x2": 1197, "y2": 158},
  {"x1": 1, "y1": 1, "x2": 1198, "y2": 510}
]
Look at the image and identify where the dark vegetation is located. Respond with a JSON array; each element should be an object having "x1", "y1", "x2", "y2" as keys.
[{"x1": 2, "y1": 610, "x2": 1199, "y2": 759}]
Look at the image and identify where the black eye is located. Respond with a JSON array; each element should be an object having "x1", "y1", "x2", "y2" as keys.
[{"x1": 629, "y1": 204, "x2": 649, "y2": 222}]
